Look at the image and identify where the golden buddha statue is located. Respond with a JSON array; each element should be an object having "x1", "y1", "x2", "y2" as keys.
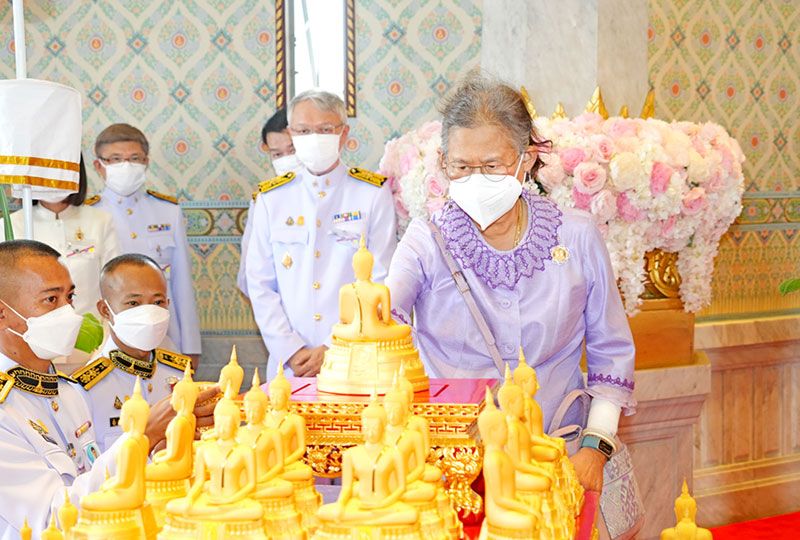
[
  {"x1": 660, "y1": 480, "x2": 712, "y2": 540},
  {"x1": 41, "y1": 515, "x2": 64, "y2": 540},
  {"x1": 396, "y1": 368, "x2": 461, "y2": 539},
  {"x1": 219, "y1": 345, "x2": 245, "y2": 397},
  {"x1": 478, "y1": 386, "x2": 537, "y2": 539},
  {"x1": 265, "y1": 364, "x2": 322, "y2": 534},
  {"x1": 317, "y1": 236, "x2": 428, "y2": 395},
  {"x1": 146, "y1": 364, "x2": 199, "y2": 526},
  {"x1": 316, "y1": 392, "x2": 422, "y2": 539},
  {"x1": 58, "y1": 490, "x2": 78, "y2": 535},
  {"x1": 239, "y1": 369, "x2": 305, "y2": 539},
  {"x1": 512, "y1": 348, "x2": 562, "y2": 462},
  {"x1": 73, "y1": 378, "x2": 156, "y2": 540},
  {"x1": 161, "y1": 383, "x2": 265, "y2": 540},
  {"x1": 383, "y1": 379, "x2": 445, "y2": 539}
]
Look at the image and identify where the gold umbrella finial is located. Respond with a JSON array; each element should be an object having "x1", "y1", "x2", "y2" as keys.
[
  {"x1": 520, "y1": 86, "x2": 537, "y2": 118},
  {"x1": 586, "y1": 86, "x2": 609, "y2": 119},
  {"x1": 640, "y1": 88, "x2": 655, "y2": 119},
  {"x1": 551, "y1": 102, "x2": 567, "y2": 120}
]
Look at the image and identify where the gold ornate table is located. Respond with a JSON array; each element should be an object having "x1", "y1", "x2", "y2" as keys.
[{"x1": 283, "y1": 377, "x2": 497, "y2": 518}]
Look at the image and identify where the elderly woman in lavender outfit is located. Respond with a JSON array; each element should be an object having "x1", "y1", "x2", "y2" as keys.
[{"x1": 385, "y1": 73, "x2": 636, "y2": 491}]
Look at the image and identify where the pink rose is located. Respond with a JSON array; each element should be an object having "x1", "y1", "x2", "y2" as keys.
[
  {"x1": 573, "y1": 162, "x2": 607, "y2": 195},
  {"x1": 660, "y1": 215, "x2": 677, "y2": 236},
  {"x1": 559, "y1": 147, "x2": 587, "y2": 175},
  {"x1": 682, "y1": 187, "x2": 707, "y2": 214},
  {"x1": 616, "y1": 192, "x2": 645, "y2": 223},
  {"x1": 591, "y1": 135, "x2": 615, "y2": 162},
  {"x1": 605, "y1": 118, "x2": 638, "y2": 139},
  {"x1": 590, "y1": 189, "x2": 616, "y2": 223},
  {"x1": 572, "y1": 187, "x2": 592, "y2": 210},
  {"x1": 650, "y1": 161, "x2": 673, "y2": 195},
  {"x1": 538, "y1": 152, "x2": 566, "y2": 191}
]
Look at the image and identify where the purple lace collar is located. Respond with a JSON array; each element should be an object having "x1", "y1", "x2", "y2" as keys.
[{"x1": 434, "y1": 190, "x2": 562, "y2": 289}]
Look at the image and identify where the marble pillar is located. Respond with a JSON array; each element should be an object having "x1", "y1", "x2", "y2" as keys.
[{"x1": 481, "y1": 0, "x2": 649, "y2": 116}]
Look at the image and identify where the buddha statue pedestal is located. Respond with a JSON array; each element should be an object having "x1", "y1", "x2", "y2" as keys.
[
  {"x1": 159, "y1": 515, "x2": 267, "y2": 540},
  {"x1": 288, "y1": 476, "x2": 322, "y2": 534},
  {"x1": 317, "y1": 337, "x2": 428, "y2": 395},
  {"x1": 145, "y1": 478, "x2": 189, "y2": 527},
  {"x1": 71, "y1": 507, "x2": 157, "y2": 540}
]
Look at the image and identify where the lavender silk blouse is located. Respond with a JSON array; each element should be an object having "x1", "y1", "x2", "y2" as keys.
[{"x1": 386, "y1": 190, "x2": 636, "y2": 428}]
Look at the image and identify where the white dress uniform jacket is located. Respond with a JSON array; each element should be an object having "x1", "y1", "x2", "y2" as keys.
[
  {"x1": 3, "y1": 204, "x2": 120, "y2": 317},
  {"x1": 73, "y1": 335, "x2": 191, "y2": 452},
  {"x1": 245, "y1": 163, "x2": 397, "y2": 379},
  {"x1": 0, "y1": 353, "x2": 121, "y2": 540},
  {"x1": 89, "y1": 187, "x2": 202, "y2": 355}
]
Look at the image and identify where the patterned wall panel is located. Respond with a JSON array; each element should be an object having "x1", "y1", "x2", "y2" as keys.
[
  {"x1": 0, "y1": 0, "x2": 482, "y2": 336},
  {"x1": 648, "y1": 0, "x2": 800, "y2": 320}
]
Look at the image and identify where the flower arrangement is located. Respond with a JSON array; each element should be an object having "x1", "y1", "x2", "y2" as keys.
[{"x1": 379, "y1": 113, "x2": 745, "y2": 314}]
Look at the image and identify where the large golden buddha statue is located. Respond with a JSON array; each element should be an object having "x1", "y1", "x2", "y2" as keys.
[
  {"x1": 146, "y1": 364, "x2": 199, "y2": 525},
  {"x1": 478, "y1": 386, "x2": 538, "y2": 539},
  {"x1": 72, "y1": 378, "x2": 156, "y2": 540},
  {"x1": 660, "y1": 480, "x2": 712, "y2": 540},
  {"x1": 264, "y1": 364, "x2": 321, "y2": 533},
  {"x1": 317, "y1": 237, "x2": 428, "y2": 395},
  {"x1": 160, "y1": 383, "x2": 266, "y2": 540},
  {"x1": 315, "y1": 393, "x2": 422, "y2": 539},
  {"x1": 239, "y1": 369, "x2": 305, "y2": 539}
]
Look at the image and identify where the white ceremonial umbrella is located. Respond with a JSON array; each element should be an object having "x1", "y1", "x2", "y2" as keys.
[{"x1": 0, "y1": 0, "x2": 82, "y2": 240}]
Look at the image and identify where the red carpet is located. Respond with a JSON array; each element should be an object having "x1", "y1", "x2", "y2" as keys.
[{"x1": 710, "y1": 511, "x2": 800, "y2": 540}]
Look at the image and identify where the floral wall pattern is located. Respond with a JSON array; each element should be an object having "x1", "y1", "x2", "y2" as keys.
[
  {"x1": 0, "y1": 0, "x2": 482, "y2": 336},
  {"x1": 648, "y1": 0, "x2": 800, "y2": 319}
]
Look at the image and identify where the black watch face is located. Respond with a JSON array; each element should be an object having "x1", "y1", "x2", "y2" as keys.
[{"x1": 599, "y1": 438, "x2": 614, "y2": 456}]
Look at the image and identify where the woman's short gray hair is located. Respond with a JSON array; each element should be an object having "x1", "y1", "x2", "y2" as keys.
[
  {"x1": 439, "y1": 71, "x2": 549, "y2": 175},
  {"x1": 288, "y1": 89, "x2": 347, "y2": 125}
]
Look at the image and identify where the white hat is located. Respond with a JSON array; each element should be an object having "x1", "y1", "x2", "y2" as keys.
[{"x1": 0, "y1": 79, "x2": 81, "y2": 200}]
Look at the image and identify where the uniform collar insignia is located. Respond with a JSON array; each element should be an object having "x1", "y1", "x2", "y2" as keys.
[
  {"x1": 7, "y1": 366, "x2": 59, "y2": 397},
  {"x1": 109, "y1": 349, "x2": 156, "y2": 379}
]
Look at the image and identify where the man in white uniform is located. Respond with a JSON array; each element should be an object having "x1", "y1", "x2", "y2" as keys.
[
  {"x1": 89, "y1": 124, "x2": 201, "y2": 364},
  {"x1": 237, "y1": 108, "x2": 299, "y2": 296},
  {"x1": 0, "y1": 241, "x2": 152, "y2": 539},
  {"x1": 246, "y1": 90, "x2": 397, "y2": 379},
  {"x1": 73, "y1": 254, "x2": 213, "y2": 452}
]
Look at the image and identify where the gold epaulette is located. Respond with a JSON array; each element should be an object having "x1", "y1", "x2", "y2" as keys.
[
  {"x1": 71, "y1": 357, "x2": 113, "y2": 390},
  {"x1": 257, "y1": 172, "x2": 296, "y2": 196},
  {"x1": 0, "y1": 372, "x2": 13, "y2": 404},
  {"x1": 348, "y1": 167, "x2": 387, "y2": 187},
  {"x1": 84, "y1": 194, "x2": 101, "y2": 206},
  {"x1": 56, "y1": 371, "x2": 77, "y2": 384},
  {"x1": 146, "y1": 189, "x2": 178, "y2": 205},
  {"x1": 155, "y1": 349, "x2": 193, "y2": 373}
]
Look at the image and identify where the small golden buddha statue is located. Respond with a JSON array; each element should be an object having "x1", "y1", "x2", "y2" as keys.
[
  {"x1": 479, "y1": 386, "x2": 537, "y2": 538},
  {"x1": 383, "y1": 379, "x2": 445, "y2": 538},
  {"x1": 146, "y1": 364, "x2": 199, "y2": 525},
  {"x1": 219, "y1": 345, "x2": 245, "y2": 397},
  {"x1": 161, "y1": 383, "x2": 265, "y2": 539},
  {"x1": 41, "y1": 515, "x2": 63, "y2": 540},
  {"x1": 395, "y1": 368, "x2": 461, "y2": 539},
  {"x1": 239, "y1": 369, "x2": 305, "y2": 539},
  {"x1": 316, "y1": 392, "x2": 421, "y2": 538},
  {"x1": 57, "y1": 489, "x2": 78, "y2": 535},
  {"x1": 660, "y1": 480, "x2": 712, "y2": 540},
  {"x1": 317, "y1": 236, "x2": 428, "y2": 395},
  {"x1": 512, "y1": 348, "x2": 562, "y2": 462},
  {"x1": 73, "y1": 378, "x2": 156, "y2": 540},
  {"x1": 265, "y1": 364, "x2": 322, "y2": 534}
]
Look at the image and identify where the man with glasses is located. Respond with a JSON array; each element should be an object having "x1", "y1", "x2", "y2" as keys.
[
  {"x1": 246, "y1": 90, "x2": 397, "y2": 380},
  {"x1": 88, "y1": 124, "x2": 201, "y2": 367}
]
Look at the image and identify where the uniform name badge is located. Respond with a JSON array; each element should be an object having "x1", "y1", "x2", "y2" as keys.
[{"x1": 83, "y1": 441, "x2": 101, "y2": 465}]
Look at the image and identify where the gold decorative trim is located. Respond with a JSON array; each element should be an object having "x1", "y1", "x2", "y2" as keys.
[
  {"x1": 345, "y1": 0, "x2": 356, "y2": 117},
  {"x1": 0, "y1": 175, "x2": 79, "y2": 191},
  {"x1": 275, "y1": 0, "x2": 287, "y2": 110},
  {"x1": 0, "y1": 155, "x2": 80, "y2": 172},
  {"x1": 643, "y1": 249, "x2": 681, "y2": 299}
]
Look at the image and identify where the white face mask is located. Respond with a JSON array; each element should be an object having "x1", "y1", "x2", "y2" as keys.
[
  {"x1": 2, "y1": 301, "x2": 83, "y2": 360},
  {"x1": 292, "y1": 134, "x2": 341, "y2": 174},
  {"x1": 448, "y1": 156, "x2": 524, "y2": 231},
  {"x1": 106, "y1": 302, "x2": 170, "y2": 352},
  {"x1": 271, "y1": 153, "x2": 301, "y2": 176},
  {"x1": 103, "y1": 162, "x2": 147, "y2": 197}
]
